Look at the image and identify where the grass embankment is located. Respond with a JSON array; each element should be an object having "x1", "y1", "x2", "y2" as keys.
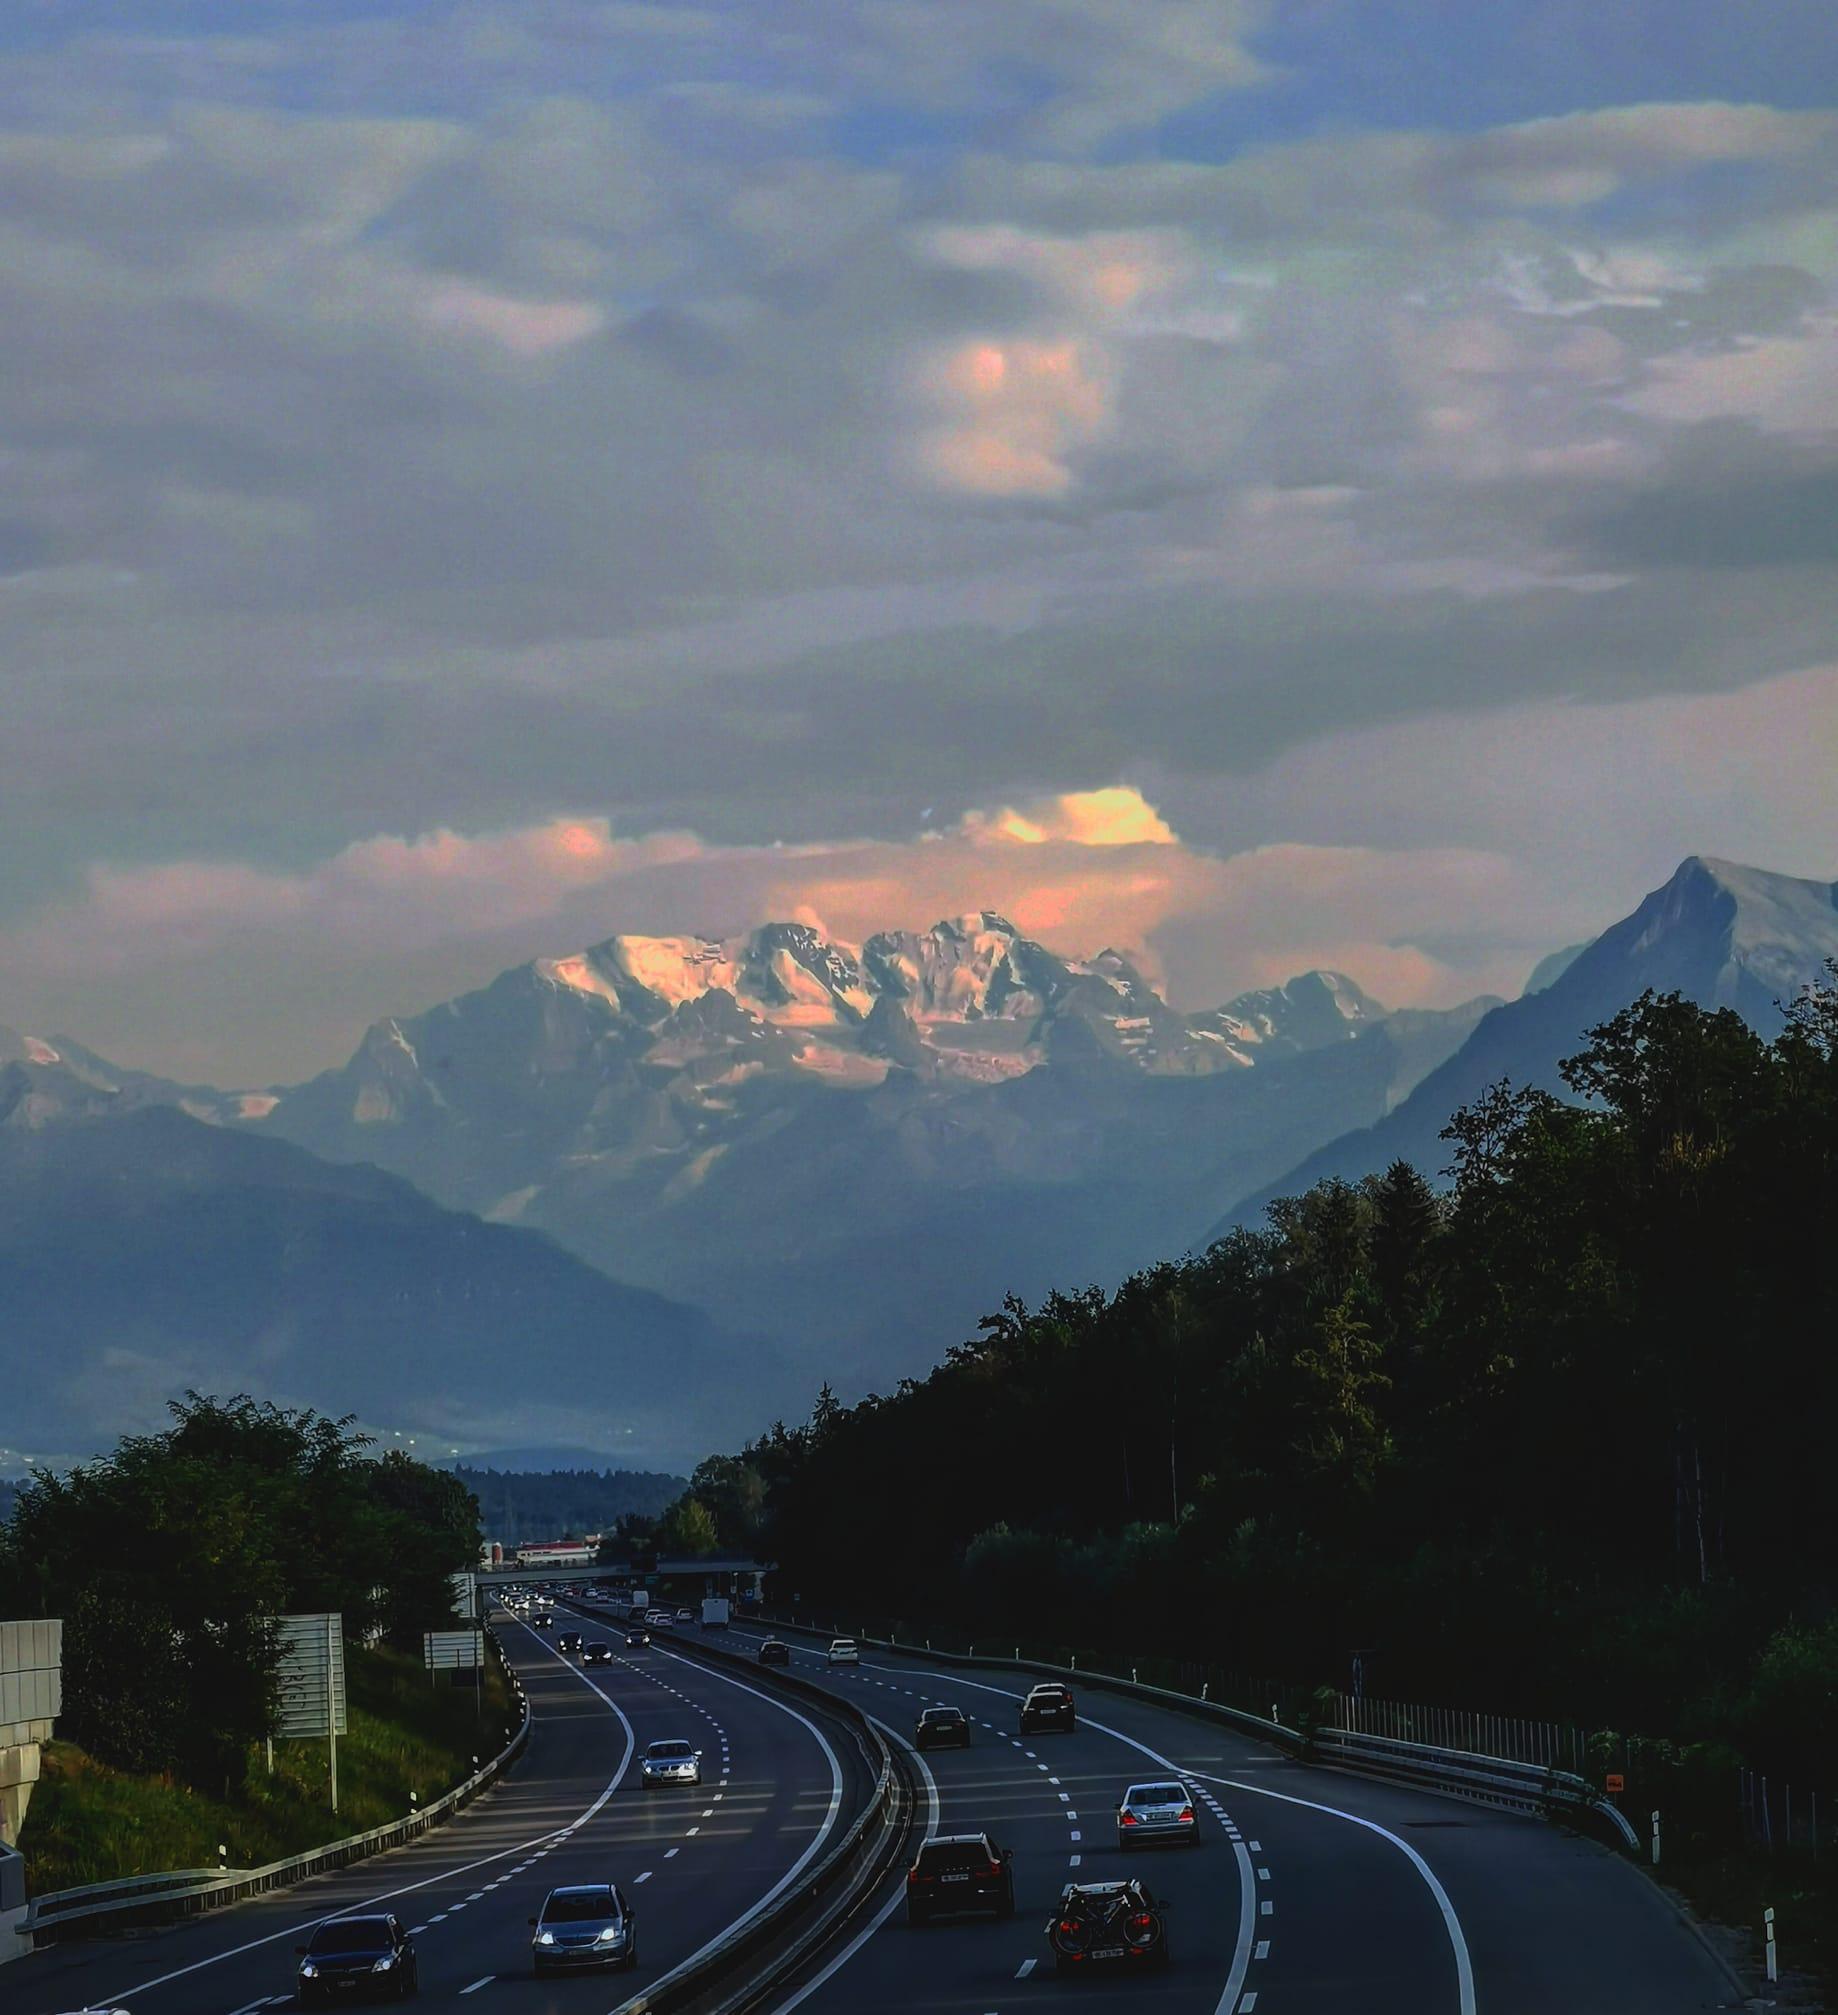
[{"x1": 21, "y1": 1642, "x2": 518, "y2": 1895}]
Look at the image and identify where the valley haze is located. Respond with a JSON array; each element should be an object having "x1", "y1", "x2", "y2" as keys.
[{"x1": 6, "y1": 852, "x2": 1836, "y2": 1470}]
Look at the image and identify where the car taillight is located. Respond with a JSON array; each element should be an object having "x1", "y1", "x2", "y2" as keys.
[
  {"x1": 1179, "y1": 1806, "x2": 1195, "y2": 1821},
  {"x1": 1120, "y1": 1811, "x2": 1139, "y2": 1825},
  {"x1": 987, "y1": 1863, "x2": 1003, "y2": 1877},
  {"x1": 1129, "y1": 1913, "x2": 1155, "y2": 1936}
]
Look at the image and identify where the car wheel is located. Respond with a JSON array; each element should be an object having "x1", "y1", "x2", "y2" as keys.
[{"x1": 626, "y1": 1943, "x2": 640, "y2": 1971}]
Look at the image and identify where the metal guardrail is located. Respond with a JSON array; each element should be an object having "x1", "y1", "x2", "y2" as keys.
[
  {"x1": 751, "y1": 1611, "x2": 1640, "y2": 1855},
  {"x1": 552, "y1": 1596, "x2": 918, "y2": 2015},
  {"x1": 23, "y1": 1627, "x2": 531, "y2": 1947}
]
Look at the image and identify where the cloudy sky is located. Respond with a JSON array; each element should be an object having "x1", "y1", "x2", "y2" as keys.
[{"x1": 3, "y1": 0, "x2": 1836, "y2": 1084}]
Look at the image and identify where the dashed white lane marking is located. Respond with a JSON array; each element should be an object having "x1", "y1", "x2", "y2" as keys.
[
  {"x1": 1069, "y1": 1829, "x2": 1081, "y2": 1842},
  {"x1": 635, "y1": 1870, "x2": 653, "y2": 1883},
  {"x1": 1261, "y1": 1899, "x2": 1274, "y2": 1916},
  {"x1": 428, "y1": 1912, "x2": 448, "y2": 1924},
  {"x1": 466, "y1": 1889, "x2": 485, "y2": 1900},
  {"x1": 1069, "y1": 1854, "x2": 1081, "y2": 1867},
  {"x1": 1247, "y1": 1840, "x2": 1261, "y2": 1852},
  {"x1": 1240, "y1": 1996, "x2": 1257, "y2": 2012},
  {"x1": 666, "y1": 1847, "x2": 680, "y2": 1859},
  {"x1": 1257, "y1": 1867, "x2": 1270, "y2": 1881},
  {"x1": 702, "y1": 1807, "x2": 715, "y2": 1817},
  {"x1": 1255, "y1": 1939, "x2": 1270, "y2": 1960},
  {"x1": 1016, "y1": 1957, "x2": 1038, "y2": 1978},
  {"x1": 461, "y1": 1977, "x2": 494, "y2": 1995},
  {"x1": 686, "y1": 1825, "x2": 702, "y2": 1836}
]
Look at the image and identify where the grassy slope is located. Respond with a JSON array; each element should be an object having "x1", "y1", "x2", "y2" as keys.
[{"x1": 21, "y1": 1642, "x2": 517, "y2": 1894}]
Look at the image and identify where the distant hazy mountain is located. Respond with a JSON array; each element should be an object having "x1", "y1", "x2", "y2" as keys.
[
  {"x1": 209, "y1": 914, "x2": 1491, "y2": 1394},
  {"x1": 0, "y1": 1100, "x2": 763, "y2": 1472},
  {"x1": 1221, "y1": 856, "x2": 1838, "y2": 1228}
]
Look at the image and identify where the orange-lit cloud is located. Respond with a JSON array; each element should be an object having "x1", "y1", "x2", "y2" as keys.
[{"x1": 920, "y1": 338, "x2": 1110, "y2": 497}]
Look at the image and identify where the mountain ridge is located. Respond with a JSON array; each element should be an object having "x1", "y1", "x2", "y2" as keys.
[{"x1": 1218, "y1": 855, "x2": 1838, "y2": 1229}]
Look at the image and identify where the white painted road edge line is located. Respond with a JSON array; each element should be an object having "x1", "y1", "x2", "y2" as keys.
[
  {"x1": 765, "y1": 1717, "x2": 942, "y2": 2015},
  {"x1": 763, "y1": 1643, "x2": 1260, "y2": 2015},
  {"x1": 97, "y1": 1619, "x2": 638, "y2": 2007},
  {"x1": 601, "y1": 1639, "x2": 849, "y2": 2015}
]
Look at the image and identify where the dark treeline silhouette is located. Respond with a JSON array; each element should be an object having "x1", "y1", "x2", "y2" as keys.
[
  {"x1": 0, "y1": 1396, "x2": 481, "y2": 1794},
  {"x1": 688, "y1": 979, "x2": 1838, "y2": 1794},
  {"x1": 453, "y1": 1466, "x2": 684, "y2": 1548}
]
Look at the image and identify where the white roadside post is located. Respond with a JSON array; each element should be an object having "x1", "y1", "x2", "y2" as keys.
[
  {"x1": 1765, "y1": 1907, "x2": 1777, "y2": 1984},
  {"x1": 1650, "y1": 1809, "x2": 1661, "y2": 1866}
]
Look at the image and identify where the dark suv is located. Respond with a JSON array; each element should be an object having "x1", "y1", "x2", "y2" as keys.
[
  {"x1": 557, "y1": 1632, "x2": 583, "y2": 1654},
  {"x1": 1020, "y1": 1683, "x2": 1075, "y2": 1733},
  {"x1": 905, "y1": 1833, "x2": 1014, "y2": 1926}
]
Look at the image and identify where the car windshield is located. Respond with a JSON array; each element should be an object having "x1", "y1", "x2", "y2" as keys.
[
  {"x1": 650, "y1": 1740, "x2": 693, "y2": 1759},
  {"x1": 309, "y1": 1918, "x2": 391, "y2": 1954},
  {"x1": 543, "y1": 1889, "x2": 618, "y2": 1923},
  {"x1": 918, "y1": 1840, "x2": 992, "y2": 1872}
]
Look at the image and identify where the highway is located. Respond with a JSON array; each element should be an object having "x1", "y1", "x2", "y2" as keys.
[
  {"x1": 9, "y1": 1609, "x2": 862, "y2": 2015},
  {"x1": 709, "y1": 1620, "x2": 1743, "y2": 2015}
]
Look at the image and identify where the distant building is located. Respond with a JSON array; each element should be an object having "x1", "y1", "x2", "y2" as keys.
[{"x1": 514, "y1": 1538, "x2": 599, "y2": 1568}]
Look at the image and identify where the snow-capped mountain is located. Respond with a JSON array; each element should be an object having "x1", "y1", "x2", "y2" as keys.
[
  {"x1": 1221, "y1": 855, "x2": 1838, "y2": 1226},
  {"x1": 218, "y1": 912, "x2": 1488, "y2": 1399}
]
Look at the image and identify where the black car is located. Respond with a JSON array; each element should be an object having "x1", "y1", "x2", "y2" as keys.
[
  {"x1": 1046, "y1": 1879, "x2": 1170, "y2": 1976},
  {"x1": 296, "y1": 1913, "x2": 418, "y2": 2003},
  {"x1": 557, "y1": 1632, "x2": 583, "y2": 1654},
  {"x1": 757, "y1": 1638, "x2": 790, "y2": 1666},
  {"x1": 915, "y1": 1706, "x2": 971, "y2": 1750},
  {"x1": 905, "y1": 1833, "x2": 1014, "y2": 1926},
  {"x1": 532, "y1": 1611, "x2": 554, "y2": 1631},
  {"x1": 1020, "y1": 1683, "x2": 1075, "y2": 1733},
  {"x1": 530, "y1": 1882, "x2": 637, "y2": 1973},
  {"x1": 583, "y1": 1640, "x2": 615, "y2": 1664}
]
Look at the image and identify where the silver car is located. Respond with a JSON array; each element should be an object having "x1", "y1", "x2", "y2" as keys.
[
  {"x1": 1117, "y1": 1781, "x2": 1200, "y2": 1849},
  {"x1": 530, "y1": 1883, "x2": 637, "y2": 1974},
  {"x1": 640, "y1": 1737, "x2": 702, "y2": 1788}
]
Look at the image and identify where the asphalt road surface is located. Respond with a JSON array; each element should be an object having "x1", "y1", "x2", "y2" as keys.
[
  {"x1": 716, "y1": 1621, "x2": 1746, "y2": 2015},
  {"x1": 10, "y1": 1610, "x2": 860, "y2": 2015}
]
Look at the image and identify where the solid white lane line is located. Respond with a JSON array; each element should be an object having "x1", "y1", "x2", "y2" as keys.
[
  {"x1": 94, "y1": 1623, "x2": 638, "y2": 2007},
  {"x1": 765, "y1": 1721, "x2": 942, "y2": 2015}
]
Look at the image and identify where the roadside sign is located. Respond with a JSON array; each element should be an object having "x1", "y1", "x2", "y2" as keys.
[
  {"x1": 274, "y1": 1613, "x2": 347, "y2": 1811},
  {"x1": 448, "y1": 1572, "x2": 477, "y2": 1620},
  {"x1": 275, "y1": 1614, "x2": 347, "y2": 1737},
  {"x1": 423, "y1": 1629, "x2": 485, "y2": 1672},
  {"x1": 1605, "y1": 1772, "x2": 1626, "y2": 1795}
]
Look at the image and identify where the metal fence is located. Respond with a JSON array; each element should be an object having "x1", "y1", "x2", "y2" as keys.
[
  {"x1": 1740, "y1": 1767, "x2": 1822, "y2": 1858},
  {"x1": 1328, "y1": 1690, "x2": 1592, "y2": 1777}
]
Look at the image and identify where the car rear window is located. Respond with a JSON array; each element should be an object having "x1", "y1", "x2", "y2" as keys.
[
  {"x1": 920, "y1": 1708, "x2": 961, "y2": 1722},
  {"x1": 1132, "y1": 1784, "x2": 1185, "y2": 1803},
  {"x1": 309, "y1": 1918, "x2": 391, "y2": 1953},
  {"x1": 917, "y1": 1840, "x2": 992, "y2": 1873}
]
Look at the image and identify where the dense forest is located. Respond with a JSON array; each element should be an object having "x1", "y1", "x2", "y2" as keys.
[
  {"x1": 664, "y1": 979, "x2": 1838, "y2": 1794},
  {"x1": 0, "y1": 1397, "x2": 482, "y2": 1794},
  {"x1": 453, "y1": 1464, "x2": 683, "y2": 1546}
]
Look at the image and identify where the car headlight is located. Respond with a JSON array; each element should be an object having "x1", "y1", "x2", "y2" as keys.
[
  {"x1": 537, "y1": 1929, "x2": 556, "y2": 1945},
  {"x1": 596, "y1": 1925, "x2": 623, "y2": 1943},
  {"x1": 300, "y1": 1962, "x2": 318, "y2": 1978},
  {"x1": 372, "y1": 1953, "x2": 396, "y2": 1972}
]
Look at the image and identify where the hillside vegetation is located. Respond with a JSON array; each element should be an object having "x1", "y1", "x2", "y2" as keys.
[{"x1": 677, "y1": 977, "x2": 1838, "y2": 1805}]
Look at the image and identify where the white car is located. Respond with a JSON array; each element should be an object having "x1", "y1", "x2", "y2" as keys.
[
  {"x1": 1117, "y1": 1781, "x2": 1200, "y2": 1850},
  {"x1": 640, "y1": 1738, "x2": 702, "y2": 1788},
  {"x1": 827, "y1": 1638, "x2": 860, "y2": 1666}
]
